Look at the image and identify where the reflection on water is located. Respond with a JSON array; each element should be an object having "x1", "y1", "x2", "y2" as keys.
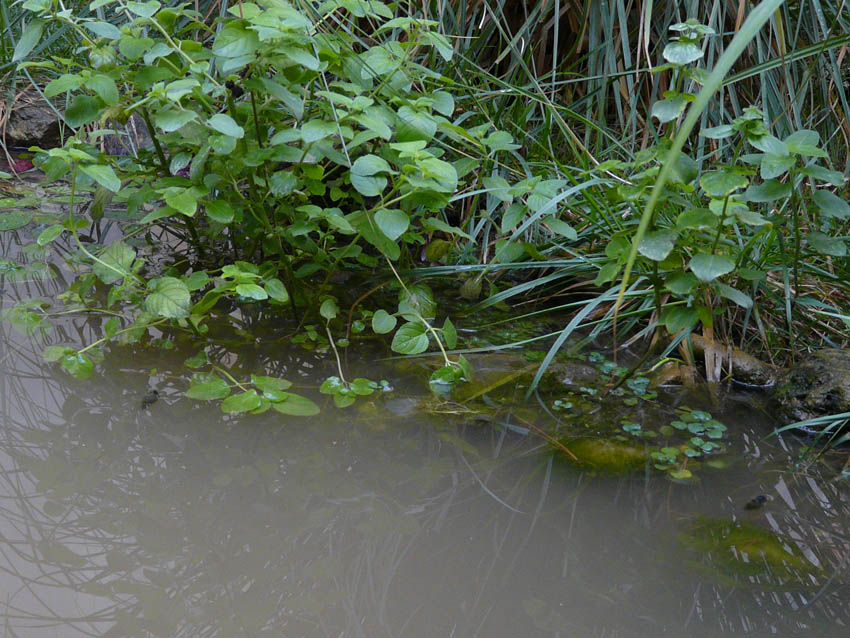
[{"x1": 2, "y1": 234, "x2": 850, "y2": 636}]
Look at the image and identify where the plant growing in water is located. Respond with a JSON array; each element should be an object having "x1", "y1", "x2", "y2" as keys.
[{"x1": 9, "y1": 0, "x2": 509, "y2": 407}]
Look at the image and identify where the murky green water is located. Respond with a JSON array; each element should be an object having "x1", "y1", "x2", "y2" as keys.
[{"x1": 2, "y1": 232, "x2": 850, "y2": 637}]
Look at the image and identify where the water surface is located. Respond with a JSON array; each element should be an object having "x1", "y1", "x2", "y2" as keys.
[{"x1": 1, "y1": 233, "x2": 849, "y2": 637}]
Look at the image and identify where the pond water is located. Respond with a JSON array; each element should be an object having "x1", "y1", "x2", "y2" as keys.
[{"x1": 1, "y1": 232, "x2": 850, "y2": 637}]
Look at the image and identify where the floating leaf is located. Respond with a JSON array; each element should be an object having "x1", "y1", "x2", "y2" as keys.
[
  {"x1": 270, "y1": 393, "x2": 320, "y2": 416},
  {"x1": 186, "y1": 377, "x2": 230, "y2": 400},
  {"x1": 221, "y1": 390, "x2": 262, "y2": 413}
]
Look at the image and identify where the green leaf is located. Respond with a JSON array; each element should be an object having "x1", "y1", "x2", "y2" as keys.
[
  {"x1": 221, "y1": 390, "x2": 262, "y2": 413},
  {"x1": 661, "y1": 306, "x2": 698, "y2": 333},
  {"x1": 270, "y1": 393, "x2": 320, "y2": 416},
  {"x1": 663, "y1": 41, "x2": 703, "y2": 65},
  {"x1": 700, "y1": 124, "x2": 733, "y2": 139},
  {"x1": 13, "y1": 19, "x2": 44, "y2": 62},
  {"x1": 184, "y1": 351, "x2": 207, "y2": 368},
  {"x1": 665, "y1": 272, "x2": 699, "y2": 295},
  {"x1": 66, "y1": 95, "x2": 103, "y2": 127},
  {"x1": 320, "y1": 298, "x2": 338, "y2": 320},
  {"x1": 269, "y1": 170, "x2": 297, "y2": 196},
  {"x1": 205, "y1": 200, "x2": 233, "y2": 223},
  {"x1": 760, "y1": 154, "x2": 795, "y2": 180},
  {"x1": 812, "y1": 190, "x2": 850, "y2": 220},
  {"x1": 251, "y1": 375, "x2": 292, "y2": 394},
  {"x1": 391, "y1": 321, "x2": 430, "y2": 354},
  {"x1": 714, "y1": 283, "x2": 752, "y2": 309},
  {"x1": 155, "y1": 108, "x2": 198, "y2": 132},
  {"x1": 372, "y1": 309, "x2": 397, "y2": 334},
  {"x1": 784, "y1": 129, "x2": 827, "y2": 157},
  {"x1": 700, "y1": 171, "x2": 748, "y2": 197},
  {"x1": 350, "y1": 377, "x2": 378, "y2": 395},
  {"x1": 741, "y1": 179, "x2": 791, "y2": 202},
  {"x1": 145, "y1": 276, "x2": 190, "y2": 318},
  {"x1": 213, "y1": 22, "x2": 259, "y2": 57},
  {"x1": 301, "y1": 119, "x2": 336, "y2": 142},
  {"x1": 126, "y1": 0, "x2": 161, "y2": 18},
  {"x1": 690, "y1": 254, "x2": 735, "y2": 282},
  {"x1": 60, "y1": 352, "x2": 94, "y2": 380},
  {"x1": 482, "y1": 175, "x2": 513, "y2": 203},
  {"x1": 351, "y1": 154, "x2": 391, "y2": 176},
  {"x1": 669, "y1": 468, "x2": 693, "y2": 480},
  {"x1": 800, "y1": 165, "x2": 844, "y2": 186},
  {"x1": 651, "y1": 98, "x2": 687, "y2": 123},
  {"x1": 398, "y1": 283, "x2": 436, "y2": 321},
  {"x1": 545, "y1": 217, "x2": 577, "y2": 240},
  {"x1": 676, "y1": 208, "x2": 717, "y2": 231},
  {"x1": 235, "y1": 283, "x2": 268, "y2": 300},
  {"x1": 442, "y1": 316, "x2": 457, "y2": 349},
  {"x1": 0, "y1": 211, "x2": 33, "y2": 230},
  {"x1": 807, "y1": 231, "x2": 847, "y2": 257},
  {"x1": 749, "y1": 134, "x2": 788, "y2": 156},
  {"x1": 44, "y1": 73, "x2": 83, "y2": 97},
  {"x1": 85, "y1": 74, "x2": 119, "y2": 106},
  {"x1": 93, "y1": 240, "x2": 135, "y2": 284},
  {"x1": 164, "y1": 190, "x2": 197, "y2": 217},
  {"x1": 264, "y1": 278, "x2": 290, "y2": 302},
  {"x1": 350, "y1": 173, "x2": 387, "y2": 197},
  {"x1": 37, "y1": 224, "x2": 65, "y2": 246},
  {"x1": 422, "y1": 217, "x2": 472, "y2": 240},
  {"x1": 43, "y1": 345, "x2": 73, "y2": 362},
  {"x1": 638, "y1": 230, "x2": 677, "y2": 261},
  {"x1": 186, "y1": 378, "x2": 230, "y2": 400},
  {"x1": 396, "y1": 105, "x2": 437, "y2": 142},
  {"x1": 206, "y1": 114, "x2": 244, "y2": 138},
  {"x1": 81, "y1": 164, "x2": 121, "y2": 193},
  {"x1": 374, "y1": 208, "x2": 409, "y2": 240}
]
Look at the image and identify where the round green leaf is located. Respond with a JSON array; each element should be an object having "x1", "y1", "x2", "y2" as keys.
[
  {"x1": 690, "y1": 254, "x2": 735, "y2": 282},
  {"x1": 320, "y1": 298, "x2": 338, "y2": 320},
  {"x1": 638, "y1": 230, "x2": 677, "y2": 261},
  {"x1": 264, "y1": 278, "x2": 290, "y2": 302},
  {"x1": 663, "y1": 41, "x2": 703, "y2": 65},
  {"x1": 374, "y1": 208, "x2": 409, "y2": 240},
  {"x1": 66, "y1": 95, "x2": 103, "y2": 127},
  {"x1": 700, "y1": 171, "x2": 748, "y2": 198},
  {"x1": 235, "y1": 283, "x2": 268, "y2": 300},
  {"x1": 207, "y1": 114, "x2": 244, "y2": 139},
  {"x1": 145, "y1": 276, "x2": 191, "y2": 318},
  {"x1": 391, "y1": 321, "x2": 429, "y2": 354},
  {"x1": 372, "y1": 309, "x2": 397, "y2": 334}
]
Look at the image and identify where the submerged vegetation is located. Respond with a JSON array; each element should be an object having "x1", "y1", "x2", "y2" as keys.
[{"x1": 1, "y1": 0, "x2": 850, "y2": 420}]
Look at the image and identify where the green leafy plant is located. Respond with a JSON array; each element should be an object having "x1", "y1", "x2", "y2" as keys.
[
  {"x1": 624, "y1": 407, "x2": 728, "y2": 481},
  {"x1": 13, "y1": 0, "x2": 523, "y2": 406}
]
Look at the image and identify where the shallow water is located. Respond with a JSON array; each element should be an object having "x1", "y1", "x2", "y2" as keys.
[{"x1": 2, "y1": 236, "x2": 850, "y2": 637}]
